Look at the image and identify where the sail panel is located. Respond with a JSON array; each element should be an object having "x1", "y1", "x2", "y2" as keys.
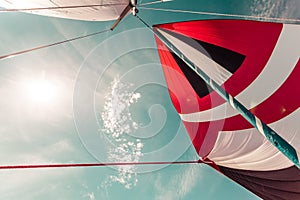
[
  {"x1": 156, "y1": 28, "x2": 234, "y2": 89},
  {"x1": 219, "y1": 166, "x2": 300, "y2": 200},
  {"x1": 0, "y1": 0, "x2": 129, "y2": 21}
]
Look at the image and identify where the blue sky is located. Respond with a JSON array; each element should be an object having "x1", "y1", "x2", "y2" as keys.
[{"x1": 0, "y1": 0, "x2": 299, "y2": 199}]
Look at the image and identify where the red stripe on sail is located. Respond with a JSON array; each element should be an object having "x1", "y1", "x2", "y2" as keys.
[
  {"x1": 208, "y1": 58, "x2": 300, "y2": 131},
  {"x1": 155, "y1": 36, "x2": 202, "y2": 114},
  {"x1": 156, "y1": 20, "x2": 282, "y2": 112},
  {"x1": 181, "y1": 59, "x2": 300, "y2": 156}
]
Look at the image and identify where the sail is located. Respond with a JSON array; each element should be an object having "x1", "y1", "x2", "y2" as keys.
[
  {"x1": 0, "y1": 0, "x2": 129, "y2": 21},
  {"x1": 154, "y1": 19, "x2": 300, "y2": 200}
]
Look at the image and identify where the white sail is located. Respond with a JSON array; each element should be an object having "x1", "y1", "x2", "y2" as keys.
[{"x1": 0, "y1": 0, "x2": 129, "y2": 21}]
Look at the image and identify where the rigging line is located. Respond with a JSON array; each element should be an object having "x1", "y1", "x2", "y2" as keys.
[
  {"x1": 139, "y1": 0, "x2": 172, "y2": 6},
  {"x1": 0, "y1": 28, "x2": 111, "y2": 60},
  {"x1": 135, "y1": 15, "x2": 300, "y2": 169},
  {"x1": 0, "y1": 3, "x2": 127, "y2": 12},
  {"x1": 0, "y1": 160, "x2": 202, "y2": 170},
  {"x1": 139, "y1": 7, "x2": 300, "y2": 23}
]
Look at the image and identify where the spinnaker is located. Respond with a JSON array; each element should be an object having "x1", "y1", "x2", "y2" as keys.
[{"x1": 153, "y1": 19, "x2": 300, "y2": 200}]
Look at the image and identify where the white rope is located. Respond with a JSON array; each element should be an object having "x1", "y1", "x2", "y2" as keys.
[
  {"x1": 139, "y1": 0, "x2": 172, "y2": 6},
  {"x1": 139, "y1": 7, "x2": 300, "y2": 23}
]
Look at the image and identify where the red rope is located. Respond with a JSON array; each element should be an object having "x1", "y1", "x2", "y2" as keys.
[{"x1": 0, "y1": 160, "x2": 203, "y2": 170}]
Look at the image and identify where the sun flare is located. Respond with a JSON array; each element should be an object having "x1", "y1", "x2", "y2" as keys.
[{"x1": 26, "y1": 79, "x2": 58, "y2": 105}]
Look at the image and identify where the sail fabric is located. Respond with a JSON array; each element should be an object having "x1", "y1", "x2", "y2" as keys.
[
  {"x1": 154, "y1": 20, "x2": 300, "y2": 200},
  {"x1": 0, "y1": 0, "x2": 129, "y2": 21}
]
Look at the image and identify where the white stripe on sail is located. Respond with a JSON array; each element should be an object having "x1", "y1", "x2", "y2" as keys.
[
  {"x1": 156, "y1": 28, "x2": 233, "y2": 86},
  {"x1": 179, "y1": 24, "x2": 300, "y2": 122},
  {"x1": 208, "y1": 108, "x2": 300, "y2": 171}
]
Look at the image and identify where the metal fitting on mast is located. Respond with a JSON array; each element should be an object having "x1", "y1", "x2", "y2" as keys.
[
  {"x1": 130, "y1": 0, "x2": 138, "y2": 16},
  {"x1": 110, "y1": 0, "x2": 138, "y2": 30}
]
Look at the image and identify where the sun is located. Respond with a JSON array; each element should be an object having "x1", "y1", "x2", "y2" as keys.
[{"x1": 26, "y1": 79, "x2": 58, "y2": 105}]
